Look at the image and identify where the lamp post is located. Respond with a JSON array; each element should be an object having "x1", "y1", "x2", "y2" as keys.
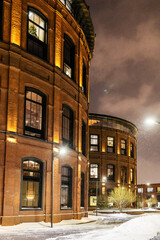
[{"x1": 51, "y1": 146, "x2": 66, "y2": 228}]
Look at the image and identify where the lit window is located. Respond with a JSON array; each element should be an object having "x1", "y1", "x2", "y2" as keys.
[
  {"x1": 62, "y1": 105, "x2": 74, "y2": 149},
  {"x1": 28, "y1": 8, "x2": 47, "y2": 60},
  {"x1": 82, "y1": 61, "x2": 87, "y2": 95},
  {"x1": 90, "y1": 164, "x2": 98, "y2": 179},
  {"x1": 24, "y1": 88, "x2": 46, "y2": 139},
  {"x1": 107, "y1": 137, "x2": 115, "y2": 153},
  {"x1": 59, "y1": 0, "x2": 72, "y2": 13},
  {"x1": 130, "y1": 168, "x2": 134, "y2": 184},
  {"x1": 130, "y1": 143, "x2": 134, "y2": 158},
  {"x1": 90, "y1": 196, "x2": 97, "y2": 206},
  {"x1": 90, "y1": 135, "x2": 99, "y2": 152},
  {"x1": 81, "y1": 172, "x2": 85, "y2": 207},
  {"x1": 121, "y1": 139, "x2": 126, "y2": 155},
  {"x1": 147, "y1": 187, "x2": 153, "y2": 193},
  {"x1": 107, "y1": 164, "x2": 115, "y2": 182},
  {"x1": 120, "y1": 166, "x2": 127, "y2": 183},
  {"x1": 61, "y1": 166, "x2": 72, "y2": 209},
  {"x1": 21, "y1": 159, "x2": 43, "y2": 209},
  {"x1": 64, "y1": 34, "x2": 75, "y2": 80},
  {"x1": 138, "y1": 188, "x2": 143, "y2": 193},
  {"x1": 157, "y1": 187, "x2": 160, "y2": 193}
]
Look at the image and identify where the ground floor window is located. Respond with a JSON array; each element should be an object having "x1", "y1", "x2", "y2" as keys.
[
  {"x1": 61, "y1": 165, "x2": 72, "y2": 209},
  {"x1": 21, "y1": 158, "x2": 43, "y2": 209},
  {"x1": 81, "y1": 172, "x2": 85, "y2": 207},
  {"x1": 90, "y1": 196, "x2": 97, "y2": 206}
]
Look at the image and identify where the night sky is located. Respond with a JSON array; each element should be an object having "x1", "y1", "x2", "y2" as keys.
[{"x1": 86, "y1": 0, "x2": 160, "y2": 184}]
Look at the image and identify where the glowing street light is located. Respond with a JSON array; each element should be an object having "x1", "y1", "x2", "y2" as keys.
[
  {"x1": 145, "y1": 118, "x2": 160, "y2": 126},
  {"x1": 146, "y1": 183, "x2": 150, "y2": 186}
]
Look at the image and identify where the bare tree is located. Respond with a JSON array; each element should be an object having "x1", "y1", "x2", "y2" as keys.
[{"x1": 109, "y1": 187, "x2": 136, "y2": 212}]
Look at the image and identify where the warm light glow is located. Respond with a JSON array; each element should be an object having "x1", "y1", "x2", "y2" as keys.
[
  {"x1": 102, "y1": 176, "x2": 107, "y2": 181},
  {"x1": 7, "y1": 137, "x2": 17, "y2": 143},
  {"x1": 152, "y1": 195, "x2": 154, "y2": 198},
  {"x1": 59, "y1": 147, "x2": 67, "y2": 155},
  {"x1": 146, "y1": 183, "x2": 150, "y2": 186},
  {"x1": 102, "y1": 146, "x2": 105, "y2": 152},
  {"x1": 53, "y1": 147, "x2": 59, "y2": 153},
  {"x1": 145, "y1": 118, "x2": 157, "y2": 126}
]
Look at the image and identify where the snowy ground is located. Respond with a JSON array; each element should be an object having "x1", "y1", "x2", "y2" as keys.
[{"x1": 0, "y1": 213, "x2": 160, "y2": 240}]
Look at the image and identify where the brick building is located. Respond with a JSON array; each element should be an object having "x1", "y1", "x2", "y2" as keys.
[
  {"x1": 88, "y1": 113, "x2": 138, "y2": 209},
  {"x1": 0, "y1": 0, "x2": 95, "y2": 225},
  {"x1": 137, "y1": 183, "x2": 160, "y2": 208}
]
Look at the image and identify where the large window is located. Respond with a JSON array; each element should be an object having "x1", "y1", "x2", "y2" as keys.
[
  {"x1": 121, "y1": 139, "x2": 126, "y2": 155},
  {"x1": 59, "y1": 0, "x2": 72, "y2": 13},
  {"x1": 147, "y1": 187, "x2": 153, "y2": 193},
  {"x1": 28, "y1": 7, "x2": 47, "y2": 60},
  {"x1": 82, "y1": 61, "x2": 87, "y2": 95},
  {"x1": 107, "y1": 164, "x2": 115, "y2": 182},
  {"x1": 130, "y1": 143, "x2": 134, "y2": 158},
  {"x1": 24, "y1": 88, "x2": 46, "y2": 139},
  {"x1": 157, "y1": 187, "x2": 160, "y2": 193},
  {"x1": 82, "y1": 120, "x2": 86, "y2": 156},
  {"x1": 90, "y1": 164, "x2": 98, "y2": 179},
  {"x1": 62, "y1": 105, "x2": 74, "y2": 148},
  {"x1": 61, "y1": 166, "x2": 72, "y2": 209},
  {"x1": 0, "y1": 1, "x2": 3, "y2": 40},
  {"x1": 21, "y1": 158, "x2": 43, "y2": 209},
  {"x1": 137, "y1": 188, "x2": 143, "y2": 193},
  {"x1": 130, "y1": 168, "x2": 134, "y2": 184},
  {"x1": 81, "y1": 172, "x2": 85, "y2": 207},
  {"x1": 107, "y1": 137, "x2": 115, "y2": 153},
  {"x1": 90, "y1": 134, "x2": 99, "y2": 152},
  {"x1": 63, "y1": 34, "x2": 75, "y2": 80},
  {"x1": 120, "y1": 166, "x2": 127, "y2": 183}
]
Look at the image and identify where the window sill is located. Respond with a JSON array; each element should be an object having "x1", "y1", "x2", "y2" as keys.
[
  {"x1": 21, "y1": 207, "x2": 42, "y2": 211},
  {"x1": 60, "y1": 207, "x2": 72, "y2": 210}
]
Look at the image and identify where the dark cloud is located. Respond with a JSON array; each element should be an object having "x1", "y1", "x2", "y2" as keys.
[{"x1": 86, "y1": 0, "x2": 160, "y2": 184}]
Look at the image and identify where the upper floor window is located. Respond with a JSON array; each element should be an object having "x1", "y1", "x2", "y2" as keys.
[
  {"x1": 130, "y1": 143, "x2": 134, "y2": 158},
  {"x1": 59, "y1": 0, "x2": 72, "y2": 13},
  {"x1": 107, "y1": 164, "x2": 115, "y2": 182},
  {"x1": 61, "y1": 165, "x2": 72, "y2": 209},
  {"x1": 157, "y1": 187, "x2": 160, "y2": 193},
  {"x1": 121, "y1": 139, "x2": 126, "y2": 155},
  {"x1": 130, "y1": 168, "x2": 134, "y2": 184},
  {"x1": 82, "y1": 120, "x2": 86, "y2": 156},
  {"x1": 28, "y1": 8, "x2": 47, "y2": 60},
  {"x1": 147, "y1": 187, "x2": 153, "y2": 193},
  {"x1": 0, "y1": 1, "x2": 3, "y2": 40},
  {"x1": 63, "y1": 34, "x2": 75, "y2": 80},
  {"x1": 21, "y1": 158, "x2": 43, "y2": 209},
  {"x1": 107, "y1": 137, "x2": 115, "y2": 153},
  {"x1": 24, "y1": 88, "x2": 46, "y2": 139},
  {"x1": 90, "y1": 134, "x2": 99, "y2": 152},
  {"x1": 82, "y1": 61, "x2": 87, "y2": 95},
  {"x1": 81, "y1": 172, "x2": 85, "y2": 207},
  {"x1": 90, "y1": 164, "x2": 98, "y2": 179},
  {"x1": 62, "y1": 105, "x2": 74, "y2": 149},
  {"x1": 120, "y1": 166, "x2": 127, "y2": 183},
  {"x1": 138, "y1": 188, "x2": 143, "y2": 193}
]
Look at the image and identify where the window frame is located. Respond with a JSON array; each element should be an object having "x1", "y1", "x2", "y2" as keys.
[
  {"x1": 24, "y1": 87, "x2": 46, "y2": 139},
  {"x1": 27, "y1": 7, "x2": 48, "y2": 60},
  {"x1": 89, "y1": 163, "x2": 99, "y2": 180},
  {"x1": 62, "y1": 104, "x2": 74, "y2": 149},
  {"x1": 147, "y1": 187, "x2": 153, "y2": 193},
  {"x1": 81, "y1": 172, "x2": 85, "y2": 207},
  {"x1": 107, "y1": 136, "x2": 115, "y2": 153},
  {"x1": 130, "y1": 168, "x2": 134, "y2": 184},
  {"x1": 20, "y1": 157, "x2": 44, "y2": 211},
  {"x1": 63, "y1": 34, "x2": 75, "y2": 81},
  {"x1": 120, "y1": 166, "x2": 127, "y2": 183},
  {"x1": 59, "y1": 0, "x2": 72, "y2": 13},
  {"x1": 82, "y1": 60, "x2": 87, "y2": 96},
  {"x1": 121, "y1": 139, "x2": 127, "y2": 155},
  {"x1": 90, "y1": 134, "x2": 99, "y2": 152},
  {"x1": 107, "y1": 164, "x2": 115, "y2": 182},
  {"x1": 130, "y1": 142, "x2": 134, "y2": 158},
  {"x1": 81, "y1": 120, "x2": 86, "y2": 156},
  {"x1": 60, "y1": 165, "x2": 73, "y2": 209}
]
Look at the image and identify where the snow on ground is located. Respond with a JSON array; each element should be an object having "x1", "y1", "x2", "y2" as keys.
[{"x1": 47, "y1": 214, "x2": 160, "y2": 240}]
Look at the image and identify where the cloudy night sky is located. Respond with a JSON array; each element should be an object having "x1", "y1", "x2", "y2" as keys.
[{"x1": 86, "y1": 0, "x2": 160, "y2": 184}]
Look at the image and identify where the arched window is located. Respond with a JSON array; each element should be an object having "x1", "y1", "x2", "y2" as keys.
[
  {"x1": 82, "y1": 61, "x2": 87, "y2": 95},
  {"x1": 63, "y1": 34, "x2": 75, "y2": 80},
  {"x1": 27, "y1": 7, "x2": 48, "y2": 60},
  {"x1": 59, "y1": 0, "x2": 72, "y2": 13},
  {"x1": 81, "y1": 172, "x2": 85, "y2": 207},
  {"x1": 107, "y1": 164, "x2": 115, "y2": 182},
  {"x1": 24, "y1": 87, "x2": 46, "y2": 139},
  {"x1": 62, "y1": 105, "x2": 74, "y2": 148},
  {"x1": 61, "y1": 165, "x2": 72, "y2": 209},
  {"x1": 82, "y1": 120, "x2": 86, "y2": 156},
  {"x1": 0, "y1": 1, "x2": 3, "y2": 39},
  {"x1": 21, "y1": 158, "x2": 43, "y2": 209}
]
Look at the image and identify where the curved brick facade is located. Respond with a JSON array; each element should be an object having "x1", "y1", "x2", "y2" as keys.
[
  {"x1": 88, "y1": 113, "x2": 138, "y2": 209},
  {"x1": 0, "y1": 0, "x2": 94, "y2": 225}
]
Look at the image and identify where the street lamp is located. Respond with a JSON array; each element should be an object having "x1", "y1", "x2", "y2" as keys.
[
  {"x1": 51, "y1": 146, "x2": 66, "y2": 228},
  {"x1": 145, "y1": 118, "x2": 160, "y2": 126}
]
